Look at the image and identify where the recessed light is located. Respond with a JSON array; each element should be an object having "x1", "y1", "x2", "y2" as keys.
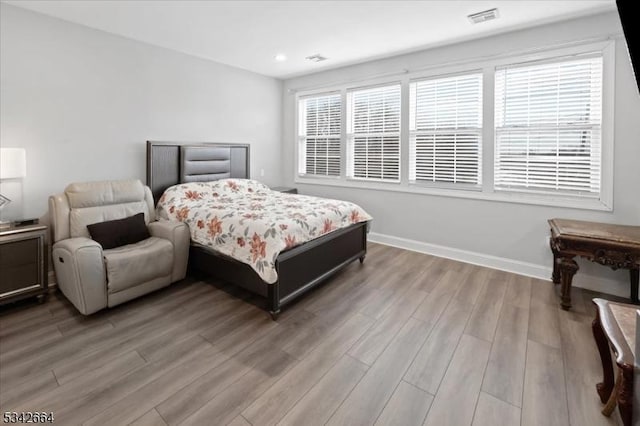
[
  {"x1": 468, "y1": 8, "x2": 499, "y2": 24},
  {"x1": 305, "y1": 54, "x2": 328, "y2": 63},
  {"x1": 275, "y1": 54, "x2": 287, "y2": 62}
]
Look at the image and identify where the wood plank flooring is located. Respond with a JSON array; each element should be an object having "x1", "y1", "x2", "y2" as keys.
[{"x1": 0, "y1": 243, "x2": 625, "y2": 425}]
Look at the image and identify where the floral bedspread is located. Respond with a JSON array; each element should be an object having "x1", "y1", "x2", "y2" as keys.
[{"x1": 156, "y1": 179, "x2": 372, "y2": 283}]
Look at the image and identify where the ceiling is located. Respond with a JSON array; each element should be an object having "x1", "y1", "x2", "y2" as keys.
[{"x1": 4, "y1": 1, "x2": 615, "y2": 79}]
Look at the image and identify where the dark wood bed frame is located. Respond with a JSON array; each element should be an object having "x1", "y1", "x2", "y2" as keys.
[{"x1": 146, "y1": 141, "x2": 368, "y2": 319}]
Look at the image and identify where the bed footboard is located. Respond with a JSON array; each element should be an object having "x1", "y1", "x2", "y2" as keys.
[{"x1": 189, "y1": 222, "x2": 368, "y2": 319}]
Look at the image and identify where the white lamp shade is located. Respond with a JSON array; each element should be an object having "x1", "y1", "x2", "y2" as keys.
[{"x1": 0, "y1": 148, "x2": 26, "y2": 179}]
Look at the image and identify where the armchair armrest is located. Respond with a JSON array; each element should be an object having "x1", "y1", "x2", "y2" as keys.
[
  {"x1": 52, "y1": 237, "x2": 107, "y2": 315},
  {"x1": 148, "y1": 221, "x2": 190, "y2": 282}
]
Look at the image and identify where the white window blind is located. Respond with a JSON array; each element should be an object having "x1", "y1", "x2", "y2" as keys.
[
  {"x1": 298, "y1": 93, "x2": 342, "y2": 177},
  {"x1": 347, "y1": 84, "x2": 401, "y2": 181},
  {"x1": 409, "y1": 73, "x2": 483, "y2": 186},
  {"x1": 495, "y1": 55, "x2": 603, "y2": 196}
]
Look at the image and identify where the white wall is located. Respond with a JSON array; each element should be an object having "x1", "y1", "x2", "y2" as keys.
[
  {"x1": 0, "y1": 3, "x2": 283, "y2": 221},
  {"x1": 282, "y1": 12, "x2": 640, "y2": 296}
]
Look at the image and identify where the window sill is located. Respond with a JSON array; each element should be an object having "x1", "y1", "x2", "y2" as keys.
[{"x1": 293, "y1": 176, "x2": 613, "y2": 212}]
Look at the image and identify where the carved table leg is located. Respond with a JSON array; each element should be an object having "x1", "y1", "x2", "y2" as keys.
[
  {"x1": 593, "y1": 308, "x2": 615, "y2": 403},
  {"x1": 551, "y1": 246, "x2": 561, "y2": 284},
  {"x1": 630, "y1": 268, "x2": 639, "y2": 304},
  {"x1": 559, "y1": 256, "x2": 578, "y2": 310},
  {"x1": 551, "y1": 253, "x2": 560, "y2": 284},
  {"x1": 601, "y1": 369, "x2": 622, "y2": 416},
  {"x1": 618, "y1": 365, "x2": 634, "y2": 426}
]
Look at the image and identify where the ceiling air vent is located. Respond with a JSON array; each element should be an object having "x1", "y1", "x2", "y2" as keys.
[
  {"x1": 468, "y1": 8, "x2": 499, "y2": 24},
  {"x1": 306, "y1": 54, "x2": 328, "y2": 63}
]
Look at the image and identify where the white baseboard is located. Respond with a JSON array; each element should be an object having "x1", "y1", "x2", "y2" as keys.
[{"x1": 368, "y1": 232, "x2": 628, "y2": 298}]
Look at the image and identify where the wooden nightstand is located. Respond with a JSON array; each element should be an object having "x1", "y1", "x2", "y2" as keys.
[
  {"x1": 0, "y1": 224, "x2": 48, "y2": 305},
  {"x1": 271, "y1": 187, "x2": 298, "y2": 194}
]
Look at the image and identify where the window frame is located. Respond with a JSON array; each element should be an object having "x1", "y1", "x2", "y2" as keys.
[
  {"x1": 293, "y1": 40, "x2": 615, "y2": 211},
  {"x1": 493, "y1": 53, "x2": 604, "y2": 198},
  {"x1": 297, "y1": 91, "x2": 343, "y2": 179},
  {"x1": 408, "y1": 70, "x2": 484, "y2": 190},
  {"x1": 346, "y1": 82, "x2": 403, "y2": 183}
]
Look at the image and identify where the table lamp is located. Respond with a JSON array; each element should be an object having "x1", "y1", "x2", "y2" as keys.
[{"x1": 0, "y1": 147, "x2": 27, "y2": 228}]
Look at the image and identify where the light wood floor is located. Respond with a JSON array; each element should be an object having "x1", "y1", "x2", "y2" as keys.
[{"x1": 0, "y1": 243, "x2": 625, "y2": 426}]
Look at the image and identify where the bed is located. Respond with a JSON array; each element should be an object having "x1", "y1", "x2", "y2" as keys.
[{"x1": 146, "y1": 141, "x2": 370, "y2": 319}]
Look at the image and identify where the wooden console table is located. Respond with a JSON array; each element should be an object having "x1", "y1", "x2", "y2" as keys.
[
  {"x1": 548, "y1": 219, "x2": 640, "y2": 310},
  {"x1": 592, "y1": 298, "x2": 636, "y2": 426}
]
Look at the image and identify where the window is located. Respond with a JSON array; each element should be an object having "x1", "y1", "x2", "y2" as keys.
[
  {"x1": 294, "y1": 42, "x2": 613, "y2": 210},
  {"x1": 409, "y1": 73, "x2": 483, "y2": 187},
  {"x1": 298, "y1": 93, "x2": 342, "y2": 177},
  {"x1": 494, "y1": 55, "x2": 603, "y2": 197},
  {"x1": 347, "y1": 84, "x2": 401, "y2": 181}
]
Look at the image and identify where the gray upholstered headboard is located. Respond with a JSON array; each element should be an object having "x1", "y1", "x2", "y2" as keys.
[
  {"x1": 146, "y1": 141, "x2": 250, "y2": 202},
  {"x1": 181, "y1": 146, "x2": 233, "y2": 183}
]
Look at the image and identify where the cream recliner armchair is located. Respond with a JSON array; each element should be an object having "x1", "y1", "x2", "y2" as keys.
[{"x1": 49, "y1": 179, "x2": 190, "y2": 314}]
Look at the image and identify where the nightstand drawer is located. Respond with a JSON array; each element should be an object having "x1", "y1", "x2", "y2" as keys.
[
  {"x1": 0, "y1": 263, "x2": 39, "y2": 294},
  {"x1": 0, "y1": 224, "x2": 48, "y2": 306},
  {"x1": 0, "y1": 238, "x2": 38, "y2": 267}
]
